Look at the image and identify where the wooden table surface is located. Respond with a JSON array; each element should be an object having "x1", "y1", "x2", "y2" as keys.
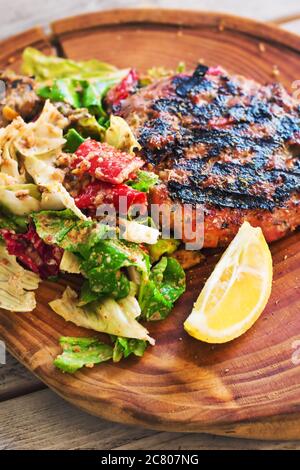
[{"x1": 1, "y1": 0, "x2": 300, "y2": 450}]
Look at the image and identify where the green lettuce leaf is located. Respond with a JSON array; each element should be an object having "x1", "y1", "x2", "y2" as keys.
[
  {"x1": 54, "y1": 336, "x2": 113, "y2": 374},
  {"x1": 22, "y1": 47, "x2": 119, "y2": 80},
  {"x1": 0, "y1": 210, "x2": 28, "y2": 232},
  {"x1": 112, "y1": 336, "x2": 148, "y2": 363},
  {"x1": 80, "y1": 238, "x2": 149, "y2": 299},
  {"x1": 76, "y1": 116, "x2": 105, "y2": 140},
  {"x1": 33, "y1": 210, "x2": 149, "y2": 300},
  {"x1": 38, "y1": 78, "x2": 81, "y2": 108},
  {"x1": 32, "y1": 209, "x2": 108, "y2": 255},
  {"x1": 139, "y1": 257, "x2": 186, "y2": 321},
  {"x1": 50, "y1": 286, "x2": 154, "y2": 344},
  {"x1": 126, "y1": 170, "x2": 159, "y2": 193},
  {"x1": 78, "y1": 280, "x2": 100, "y2": 306},
  {"x1": 64, "y1": 128, "x2": 85, "y2": 153},
  {"x1": 38, "y1": 77, "x2": 125, "y2": 119},
  {"x1": 54, "y1": 335, "x2": 148, "y2": 373},
  {"x1": 149, "y1": 238, "x2": 180, "y2": 263}
]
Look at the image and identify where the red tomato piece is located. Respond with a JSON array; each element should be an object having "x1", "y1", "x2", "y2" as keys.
[
  {"x1": 72, "y1": 140, "x2": 144, "y2": 184},
  {"x1": 75, "y1": 181, "x2": 147, "y2": 214},
  {"x1": 1, "y1": 225, "x2": 63, "y2": 279},
  {"x1": 105, "y1": 69, "x2": 139, "y2": 108}
]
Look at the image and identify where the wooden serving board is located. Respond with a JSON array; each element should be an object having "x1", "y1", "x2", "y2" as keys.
[{"x1": 1, "y1": 9, "x2": 300, "y2": 440}]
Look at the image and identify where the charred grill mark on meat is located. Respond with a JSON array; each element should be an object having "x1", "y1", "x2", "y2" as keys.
[
  {"x1": 136, "y1": 66, "x2": 300, "y2": 210},
  {"x1": 119, "y1": 64, "x2": 300, "y2": 246}
]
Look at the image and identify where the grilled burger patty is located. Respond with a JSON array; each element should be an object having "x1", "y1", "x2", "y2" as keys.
[{"x1": 119, "y1": 65, "x2": 300, "y2": 247}]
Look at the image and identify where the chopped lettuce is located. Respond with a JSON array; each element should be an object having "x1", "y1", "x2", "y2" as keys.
[
  {"x1": 22, "y1": 48, "x2": 128, "y2": 121},
  {"x1": 38, "y1": 78, "x2": 81, "y2": 108},
  {"x1": 0, "y1": 210, "x2": 28, "y2": 232},
  {"x1": 16, "y1": 101, "x2": 87, "y2": 220},
  {"x1": 14, "y1": 100, "x2": 68, "y2": 157},
  {"x1": 33, "y1": 209, "x2": 149, "y2": 300},
  {"x1": 22, "y1": 47, "x2": 119, "y2": 80},
  {"x1": 78, "y1": 280, "x2": 100, "y2": 306},
  {"x1": 81, "y1": 79, "x2": 121, "y2": 117},
  {"x1": 76, "y1": 116, "x2": 105, "y2": 140},
  {"x1": 112, "y1": 336, "x2": 148, "y2": 363},
  {"x1": 126, "y1": 170, "x2": 159, "y2": 192},
  {"x1": 0, "y1": 100, "x2": 86, "y2": 220},
  {"x1": 24, "y1": 153, "x2": 87, "y2": 221},
  {"x1": 139, "y1": 256, "x2": 186, "y2": 321},
  {"x1": 0, "y1": 184, "x2": 41, "y2": 216},
  {"x1": 119, "y1": 218, "x2": 159, "y2": 245},
  {"x1": 38, "y1": 77, "x2": 125, "y2": 119},
  {"x1": 0, "y1": 244, "x2": 40, "y2": 312},
  {"x1": 105, "y1": 115, "x2": 141, "y2": 154},
  {"x1": 32, "y1": 209, "x2": 108, "y2": 255},
  {"x1": 64, "y1": 128, "x2": 85, "y2": 153},
  {"x1": 0, "y1": 117, "x2": 27, "y2": 185},
  {"x1": 54, "y1": 336, "x2": 113, "y2": 374},
  {"x1": 53, "y1": 335, "x2": 148, "y2": 373},
  {"x1": 149, "y1": 238, "x2": 180, "y2": 263},
  {"x1": 50, "y1": 286, "x2": 154, "y2": 344},
  {"x1": 80, "y1": 238, "x2": 149, "y2": 299},
  {"x1": 59, "y1": 251, "x2": 81, "y2": 274}
]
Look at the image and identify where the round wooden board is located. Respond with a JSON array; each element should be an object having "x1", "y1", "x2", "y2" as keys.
[{"x1": 0, "y1": 9, "x2": 300, "y2": 440}]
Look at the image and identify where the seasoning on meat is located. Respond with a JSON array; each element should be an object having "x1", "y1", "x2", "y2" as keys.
[{"x1": 119, "y1": 65, "x2": 300, "y2": 247}]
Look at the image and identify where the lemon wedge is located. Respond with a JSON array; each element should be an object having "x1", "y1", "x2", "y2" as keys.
[{"x1": 184, "y1": 221, "x2": 273, "y2": 343}]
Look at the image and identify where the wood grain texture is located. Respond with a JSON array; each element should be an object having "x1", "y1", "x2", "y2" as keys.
[
  {"x1": 1, "y1": 0, "x2": 300, "y2": 41},
  {"x1": 0, "y1": 9, "x2": 300, "y2": 440},
  {"x1": 1, "y1": 389, "x2": 300, "y2": 450},
  {"x1": 0, "y1": 355, "x2": 43, "y2": 402},
  {"x1": 0, "y1": 27, "x2": 53, "y2": 70}
]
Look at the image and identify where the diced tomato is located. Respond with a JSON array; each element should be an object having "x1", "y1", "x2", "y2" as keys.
[
  {"x1": 209, "y1": 116, "x2": 234, "y2": 128},
  {"x1": 1, "y1": 225, "x2": 63, "y2": 279},
  {"x1": 105, "y1": 69, "x2": 139, "y2": 108},
  {"x1": 71, "y1": 140, "x2": 144, "y2": 184},
  {"x1": 75, "y1": 181, "x2": 147, "y2": 214},
  {"x1": 207, "y1": 66, "x2": 224, "y2": 76}
]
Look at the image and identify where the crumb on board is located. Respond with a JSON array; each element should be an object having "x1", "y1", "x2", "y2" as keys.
[
  {"x1": 218, "y1": 20, "x2": 225, "y2": 32},
  {"x1": 258, "y1": 42, "x2": 266, "y2": 53},
  {"x1": 85, "y1": 363, "x2": 95, "y2": 369},
  {"x1": 272, "y1": 65, "x2": 280, "y2": 78},
  {"x1": 284, "y1": 255, "x2": 288, "y2": 260}
]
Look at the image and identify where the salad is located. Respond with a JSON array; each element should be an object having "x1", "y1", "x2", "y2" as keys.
[{"x1": 0, "y1": 48, "x2": 188, "y2": 373}]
